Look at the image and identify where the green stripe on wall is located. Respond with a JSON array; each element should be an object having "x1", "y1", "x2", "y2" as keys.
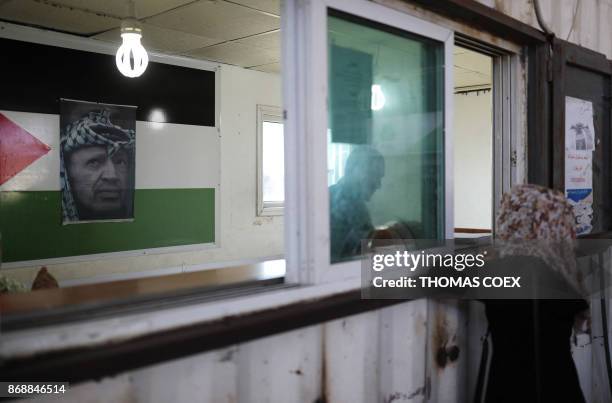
[{"x1": 0, "y1": 189, "x2": 215, "y2": 263}]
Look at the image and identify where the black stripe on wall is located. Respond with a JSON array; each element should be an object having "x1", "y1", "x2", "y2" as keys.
[{"x1": 0, "y1": 38, "x2": 215, "y2": 127}]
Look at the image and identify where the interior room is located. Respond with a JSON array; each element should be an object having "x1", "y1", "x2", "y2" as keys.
[
  {"x1": 0, "y1": 0, "x2": 286, "y2": 290},
  {"x1": 453, "y1": 45, "x2": 493, "y2": 237}
]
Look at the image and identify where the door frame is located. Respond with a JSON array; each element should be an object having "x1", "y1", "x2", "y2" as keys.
[{"x1": 454, "y1": 35, "x2": 524, "y2": 237}]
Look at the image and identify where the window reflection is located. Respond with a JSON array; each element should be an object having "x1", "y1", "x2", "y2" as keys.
[
  {"x1": 329, "y1": 146, "x2": 385, "y2": 261},
  {"x1": 327, "y1": 11, "x2": 445, "y2": 263}
]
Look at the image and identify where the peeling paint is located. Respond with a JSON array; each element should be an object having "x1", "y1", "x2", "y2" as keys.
[
  {"x1": 494, "y1": 0, "x2": 507, "y2": 15},
  {"x1": 253, "y1": 216, "x2": 273, "y2": 226},
  {"x1": 218, "y1": 346, "x2": 238, "y2": 362},
  {"x1": 433, "y1": 308, "x2": 449, "y2": 368},
  {"x1": 432, "y1": 305, "x2": 461, "y2": 370},
  {"x1": 436, "y1": 346, "x2": 448, "y2": 368}
]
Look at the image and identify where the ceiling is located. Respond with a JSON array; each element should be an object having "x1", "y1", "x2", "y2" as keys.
[
  {"x1": 454, "y1": 46, "x2": 492, "y2": 89},
  {"x1": 0, "y1": 1, "x2": 492, "y2": 82},
  {"x1": 0, "y1": 0, "x2": 282, "y2": 73}
]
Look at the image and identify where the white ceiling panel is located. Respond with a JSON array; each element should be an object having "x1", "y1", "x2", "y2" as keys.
[
  {"x1": 39, "y1": 0, "x2": 194, "y2": 20},
  {"x1": 144, "y1": 0, "x2": 280, "y2": 41},
  {"x1": 228, "y1": 0, "x2": 280, "y2": 16},
  {"x1": 453, "y1": 46, "x2": 492, "y2": 88},
  {"x1": 455, "y1": 70, "x2": 491, "y2": 88},
  {"x1": 186, "y1": 41, "x2": 278, "y2": 67},
  {"x1": 236, "y1": 29, "x2": 279, "y2": 50},
  {"x1": 0, "y1": 0, "x2": 119, "y2": 35},
  {"x1": 249, "y1": 62, "x2": 280, "y2": 74},
  {"x1": 94, "y1": 23, "x2": 221, "y2": 54}
]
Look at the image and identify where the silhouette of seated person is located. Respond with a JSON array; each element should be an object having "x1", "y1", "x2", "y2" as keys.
[{"x1": 329, "y1": 146, "x2": 385, "y2": 262}]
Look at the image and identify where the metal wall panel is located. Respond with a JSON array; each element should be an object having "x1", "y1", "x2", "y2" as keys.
[
  {"x1": 324, "y1": 311, "x2": 381, "y2": 403},
  {"x1": 378, "y1": 301, "x2": 429, "y2": 402},
  {"x1": 475, "y1": 0, "x2": 612, "y2": 59},
  {"x1": 236, "y1": 326, "x2": 322, "y2": 403}
]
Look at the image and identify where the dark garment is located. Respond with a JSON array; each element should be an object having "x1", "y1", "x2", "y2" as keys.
[
  {"x1": 329, "y1": 180, "x2": 373, "y2": 262},
  {"x1": 484, "y1": 297, "x2": 587, "y2": 403}
]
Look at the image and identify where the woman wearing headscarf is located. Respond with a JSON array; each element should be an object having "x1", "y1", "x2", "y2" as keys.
[{"x1": 483, "y1": 184, "x2": 588, "y2": 403}]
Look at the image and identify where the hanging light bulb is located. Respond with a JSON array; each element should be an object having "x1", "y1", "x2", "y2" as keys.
[
  {"x1": 371, "y1": 84, "x2": 386, "y2": 111},
  {"x1": 116, "y1": 19, "x2": 148, "y2": 78}
]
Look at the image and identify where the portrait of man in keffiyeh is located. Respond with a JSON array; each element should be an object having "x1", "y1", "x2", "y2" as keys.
[{"x1": 60, "y1": 100, "x2": 136, "y2": 223}]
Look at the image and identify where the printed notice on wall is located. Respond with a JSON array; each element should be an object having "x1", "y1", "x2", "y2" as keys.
[{"x1": 565, "y1": 96, "x2": 595, "y2": 235}]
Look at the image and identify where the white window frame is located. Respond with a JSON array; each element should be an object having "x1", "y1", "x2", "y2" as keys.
[
  {"x1": 453, "y1": 36, "x2": 524, "y2": 238},
  {"x1": 282, "y1": 0, "x2": 454, "y2": 284},
  {"x1": 256, "y1": 104, "x2": 284, "y2": 216}
]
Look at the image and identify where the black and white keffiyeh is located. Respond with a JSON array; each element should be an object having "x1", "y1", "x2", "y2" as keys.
[{"x1": 60, "y1": 110, "x2": 135, "y2": 222}]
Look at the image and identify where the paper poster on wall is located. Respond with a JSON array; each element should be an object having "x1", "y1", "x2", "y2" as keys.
[
  {"x1": 329, "y1": 44, "x2": 373, "y2": 145},
  {"x1": 565, "y1": 96, "x2": 595, "y2": 235},
  {"x1": 60, "y1": 99, "x2": 136, "y2": 224}
]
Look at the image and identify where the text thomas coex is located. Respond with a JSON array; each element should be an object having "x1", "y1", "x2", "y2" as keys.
[{"x1": 369, "y1": 251, "x2": 521, "y2": 289}]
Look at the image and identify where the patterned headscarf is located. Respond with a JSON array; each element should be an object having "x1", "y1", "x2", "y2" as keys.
[
  {"x1": 495, "y1": 184, "x2": 583, "y2": 295},
  {"x1": 60, "y1": 110, "x2": 135, "y2": 222}
]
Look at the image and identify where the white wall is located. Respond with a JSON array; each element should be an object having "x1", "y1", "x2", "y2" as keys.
[
  {"x1": 453, "y1": 91, "x2": 493, "y2": 230},
  {"x1": 217, "y1": 65, "x2": 285, "y2": 262},
  {"x1": 3, "y1": 64, "x2": 284, "y2": 286}
]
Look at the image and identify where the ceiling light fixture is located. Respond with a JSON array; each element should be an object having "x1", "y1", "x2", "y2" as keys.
[
  {"x1": 116, "y1": 1, "x2": 148, "y2": 78},
  {"x1": 371, "y1": 84, "x2": 386, "y2": 111}
]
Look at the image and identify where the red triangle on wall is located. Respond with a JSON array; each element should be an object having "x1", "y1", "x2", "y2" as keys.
[{"x1": 0, "y1": 112, "x2": 51, "y2": 186}]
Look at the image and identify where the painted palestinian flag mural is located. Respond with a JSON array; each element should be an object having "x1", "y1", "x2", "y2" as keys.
[
  {"x1": 0, "y1": 109, "x2": 218, "y2": 263},
  {"x1": 0, "y1": 38, "x2": 218, "y2": 264},
  {"x1": 0, "y1": 113, "x2": 51, "y2": 186}
]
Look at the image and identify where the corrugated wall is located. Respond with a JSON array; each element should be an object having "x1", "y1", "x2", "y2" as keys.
[
  {"x1": 13, "y1": 301, "x2": 462, "y2": 403},
  {"x1": 476, "y1": 0, "x2": 612, "y2": 58}
]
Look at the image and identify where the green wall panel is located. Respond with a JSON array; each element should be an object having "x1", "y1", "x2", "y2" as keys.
[{"x1": 0, "y1": 189, "x2": 215, "y2": 262}]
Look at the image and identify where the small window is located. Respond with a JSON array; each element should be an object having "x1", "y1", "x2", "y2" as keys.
[{"x1": 257, "y1": 105, "x2": 285, "y2": 216}]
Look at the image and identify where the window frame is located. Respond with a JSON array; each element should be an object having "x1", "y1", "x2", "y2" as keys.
[
  {"x1": 283, "y1": 0, "x2": 455, "y2": 284},
  {"x1": 256, "y1": 104, "x2": 285, "y2": 217},
  {"x1": 453, "y1": 35, "x2": 525, "y2": 238}
]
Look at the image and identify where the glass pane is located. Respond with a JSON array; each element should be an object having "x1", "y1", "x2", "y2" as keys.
[
  {"x1": 262, "y1": 121, "x2": 285, "y2": 203},
  {"x1": 328, "y1": 11, "x2": 445, "y2": 264},
  {"x1": 0, "y1": 2, "x2": 287, "y2": 317}
]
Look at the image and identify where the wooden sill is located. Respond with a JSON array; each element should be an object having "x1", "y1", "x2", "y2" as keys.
[
  {"x1": 1, "y1": 260, "x2": 285, "y2": 324},
  {"x1": 454, "y1": 227, "x2": 492, "y2": 234}
]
